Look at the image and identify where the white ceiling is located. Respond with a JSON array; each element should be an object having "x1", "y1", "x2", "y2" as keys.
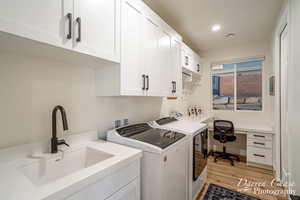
[{"x1": 143, "y1": 0, "x2": 285, "y2": 53}]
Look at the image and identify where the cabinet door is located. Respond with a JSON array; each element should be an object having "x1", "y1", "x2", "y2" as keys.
[
  {"x1": 157, "y1": 30, "x2": 172, "y2": 97},
  {"x1": 163, "y1": 141, "x2": 188, "y2": 200},
  {"x1": 170, "y1": 39, "x2": 182, "y2": 97},
  {"x1": 106, "y1": 179, "x2": 140, "y2": 200},
  {"x1": 120, "y1": 0, "x2": 144, "y2": 96},
  {"x1": 141, "y1": 17, "x2": 161, "y2": 96},
  {"x1": 0, "y1": 0, "x2": 73, "y2": 49},
  {"x1": 194, "y1": 53, "x2": 201, "y2": 73},
  {"x1": 195, "y1": 55, "x2": 202, "y2": 73},
  {"x1": 73, "y1": 0, "x2": 120, "y2": 62}
]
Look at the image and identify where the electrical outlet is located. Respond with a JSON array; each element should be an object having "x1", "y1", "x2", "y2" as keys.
[
  {"x1": 123, "y1": 119, "x2": 129, "y2": 126},
  {"x1": 113, "y1": 120, "x2": 121, "y2": 128}
]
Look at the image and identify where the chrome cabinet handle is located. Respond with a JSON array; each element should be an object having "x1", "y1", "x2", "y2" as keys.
[
  {"x1": 66, "y1": 13, "x2": 72, "y2": 39},
  {"x1": 76, "y1": 17, "x2": 81, "y2": 42}
]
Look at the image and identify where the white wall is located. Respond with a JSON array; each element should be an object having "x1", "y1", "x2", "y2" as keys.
[
  {"x1": 0, "y1": 51, "x2": 162, "y2": 150},
  {"x1": 189, "y1": 41, "x2": 274, "y2": 127}
]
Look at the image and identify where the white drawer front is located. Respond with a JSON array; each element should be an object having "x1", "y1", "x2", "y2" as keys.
[
  {"x1": 65, "y1": 160, "x2": 140, "y2": 200},
  {"x1": 248, "y1": 133, "x2": 273, "y2": 141},
  {"x1": 247, "y1": 138, "x2": 272, "y2": 149},
  {"x1": 247, "y1": 147, "x2": 272, "y2": 166}
]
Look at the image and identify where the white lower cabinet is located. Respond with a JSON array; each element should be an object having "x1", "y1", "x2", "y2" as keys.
[
  {"x1": 106, "y1": 179, "x2": 139, "y2": 200},
  {"x1": 247, "y1": 147, "x2": 272, "y2": 166},
  {"x1": 247, "y1": 132, "x2": 273, "y2": 167},
  {"x1": 64, "y1": 160, "x2": 140, "y2": 200}
]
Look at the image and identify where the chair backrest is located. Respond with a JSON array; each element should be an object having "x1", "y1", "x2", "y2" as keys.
[{"x1": 214, "y1": 120, "x2": 234, "y2": 137}]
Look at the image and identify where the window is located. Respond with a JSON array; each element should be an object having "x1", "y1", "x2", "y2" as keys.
[{"x1": 212, "y1": 59, "x2": 263, "y2": 111}]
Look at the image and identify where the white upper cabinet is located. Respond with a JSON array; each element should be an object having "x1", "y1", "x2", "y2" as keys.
[
  {"x1": 96, "y1": 0, "x2": 182, "y2": 97},
  {"x1": 0, "y1": 0, "x2": 120, "y2": 63},
  {"x1": 73, "y1": 0, "x2": 120, "y2": 62},
  {"x1": 141, "y1": 17, "x2": 160, "y2": 96},
  {"x1": 182, "y1": 44, "x2": 194, "y2": 72},
  {"x1": 194, "y1": 53, "x2": 202, "y2": 74},
  {"x1": 170, "y1": 39, "x2": 182, "y2": 97},
  {"x1": 0, "y1": 0, "x2": 73, "y2": 49},
  {"x1": 181, "y1": 43, "x2": 201, "y2": 74},
  {"x1": 120, "y1": 0, "x2": 144, "y2": 96},
  {"x1": 0, "y1": 0, "x2": 183, "y2": 97},
  {"x1": 158, "y1": 30, "x2": 173, "y2": 97}
]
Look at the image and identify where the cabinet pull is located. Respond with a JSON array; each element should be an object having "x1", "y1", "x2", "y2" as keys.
[
  {"x1": 174, "y1": 81, "x2": 176, "y2": 93},
  {"x1": 146, "y1": 75, "x2": 149, "y2": 90},
  {"x1": 67, "y1": 13, "x2": 72, "y2": 39},
  {"x1": 185, "y1": 56, "x2": 189, "y2": 66},
  {"x1": 254, "y1": 142, "x2": 265, "y2": 146},
  {"x1": 171, "y1": 81, "x2": 175, "y2": 93},
  {"x1": 253, "y1": 154, "x2": 265, "y2": 158},
  {"x1": 76, "y1": 17, "x2": 81, "y2": 42},
  {"x1": 142, "y1": 75, "x2": 146, "y2": 90},
  {"x1": 197, "y1": 64, "x2": 200, "y2": 72},
  {"x1": 254, "y1": 134, "x2": 265, "y2": 138}
]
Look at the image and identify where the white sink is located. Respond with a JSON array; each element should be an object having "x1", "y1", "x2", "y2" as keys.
[{"x1": 19, "y1": 147, "x2": 113, "y2": 186}]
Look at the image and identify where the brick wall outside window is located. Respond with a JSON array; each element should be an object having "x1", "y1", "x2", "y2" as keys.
[{"x1": 219, "y1": 74, "x2": 262, "y2": 97}]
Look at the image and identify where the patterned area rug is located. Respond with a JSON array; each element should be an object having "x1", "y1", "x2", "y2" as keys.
[{"x1": 204, "y1": 184, "x2": 261, "y2": 200}]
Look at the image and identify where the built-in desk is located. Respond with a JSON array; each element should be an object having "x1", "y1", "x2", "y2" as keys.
[
  {"x1": 179, "y1": 116, "x2": 274, "y2": 169},
  {"x1": 208, "y1": 125, "x2": 274, "y2": 169}
]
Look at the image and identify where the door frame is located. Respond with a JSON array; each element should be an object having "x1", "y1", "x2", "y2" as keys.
[
  {"x1": 273, "y1": 4, "x2": 289, "y2": 182},
  {"x1": 279, "y1": 23, "x2": 288, "y2": 182}
]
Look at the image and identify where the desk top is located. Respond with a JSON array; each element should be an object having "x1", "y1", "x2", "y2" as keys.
[
  {"x1": 208, "y1": 125, "x2": 274, "y2": 134},
  {"x1": 180, "y1": 116, "x2": 274, "y2": 135},
  {"x1": 234, "y1": 124, "x2": 274, "y2": 134}
]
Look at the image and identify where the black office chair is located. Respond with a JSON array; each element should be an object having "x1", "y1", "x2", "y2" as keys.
[{"x1": 213, "y1": 120, "x2": 240, "y2": 166}]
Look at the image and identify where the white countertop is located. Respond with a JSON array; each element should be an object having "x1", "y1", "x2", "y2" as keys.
[
  {"x1": 177, "y1": 115, "x2": 274, "y2": 134},
  {"x1": 154, "y1": 115, "x2": 211, "y2": 136},
  {"x1": 232, "y1": 124, "x2": 274, "y2": 134},
  {"x1": 0, "y1": 133, "x2": 142, "y2": 200}
]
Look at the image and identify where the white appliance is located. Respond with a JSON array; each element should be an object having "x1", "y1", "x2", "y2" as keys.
[
  {"x1": 107, "y1": 123, "x2": 188, "y2": 200},
  {"x1": 149, "y1": 117, "x2": 208, "y2": 200}
]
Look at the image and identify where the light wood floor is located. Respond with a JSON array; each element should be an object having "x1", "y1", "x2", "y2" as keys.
[{"x1": 197, "y1": 157, "x2": 288, "y2": 200}]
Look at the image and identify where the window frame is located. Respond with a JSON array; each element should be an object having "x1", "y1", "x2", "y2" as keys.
[{"x1": 210, "y1": 58, "x2": 265, "y2": 113}]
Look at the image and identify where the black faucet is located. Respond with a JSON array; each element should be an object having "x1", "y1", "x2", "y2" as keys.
[{"x1": 51, "y1": 105, "x2": 69, "y2": 153}]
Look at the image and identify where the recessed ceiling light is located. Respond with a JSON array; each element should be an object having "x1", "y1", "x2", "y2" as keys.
[{"x1": 212, "y1": 24, "x2": 221, "y2": 32}]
